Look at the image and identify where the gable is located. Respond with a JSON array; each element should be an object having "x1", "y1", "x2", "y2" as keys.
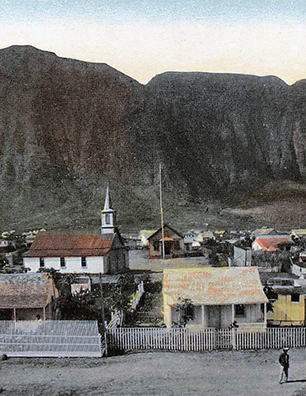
[{"x1": 148, "y1": 224, "x2": 183, "y2": 242}]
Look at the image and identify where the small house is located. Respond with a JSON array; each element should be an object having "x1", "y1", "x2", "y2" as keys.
[
  {"x1": 147, "y1": 224, "x2": 185, "y2": 259},
  {"x1": 252, "y1": 227, "x2": 279, "y2": 237},
  {"x1": 163, "y1": 267, "x2": 268, "y2": 329},
  {"x1": 0, "y1": 273, "x2": 58, "y2": 321},
  {"x1": 252, "y1": 235, "x2": 293, "y2": 252},
  {"x1": 138, "y1": 230, "x2": 157, "y2": 248},
  {"x1": 267, "y1": 285, "x2": 306, "y2": 326},
  {"x1": 291, "y1": 229, "x2": 306, "y2": 240}
]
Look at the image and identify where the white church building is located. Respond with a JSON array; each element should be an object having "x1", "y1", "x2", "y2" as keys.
[{"x1": 23, "y1": 186, "x2": 129, "y2": 275}]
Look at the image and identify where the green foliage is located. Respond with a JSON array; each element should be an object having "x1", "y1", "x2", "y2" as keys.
[
  {"x1": 54, "y1": 289, "x2": 101, "y2": 320},
  {"x1": 38, "y1": 267, "x2": 76, "y2": 294},
  {"x1": 173, "y1": 297, "x2": 195, "y2": 327},
  {"x1": 252, "y1": 250, "x2": 292, "y2": 272},
  {"x1": 103, "y1": 273, "x2": 137, "y2": 317},
  {"x1": 208, "y1": 241, "x2": 233, "y2": 267}
]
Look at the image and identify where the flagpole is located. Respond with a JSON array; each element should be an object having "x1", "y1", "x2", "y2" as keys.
[{"x1": 159, "y1": 163, "x2": 165, "y2": 260}]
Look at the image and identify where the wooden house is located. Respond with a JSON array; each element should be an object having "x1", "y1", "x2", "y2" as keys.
[
  {"x1": 0, "y1": 273, "x2": 58, "y2": 321},
  {"x1": 147, "y1": 224, "x2": 185, "y2": 259},
  {"x1": 163, "y1": 267, "x2": 268, "y2": 329},
  {"x1": 267, "y1": 285, "x2": 306, "y2": 326},
  {"x1": 23, "y1": 186, "x2": 129, "y2": 275}
]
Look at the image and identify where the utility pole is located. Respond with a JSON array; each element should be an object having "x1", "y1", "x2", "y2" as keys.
[
  {"x1": 159, "y1": 163, "x2": 165, "y2": 260},
  {"x1": 99, "y1": 273, "x2": 108, "y2": 357}
]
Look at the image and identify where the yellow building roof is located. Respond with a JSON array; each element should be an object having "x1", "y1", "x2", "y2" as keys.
[{"x1": 163, "y1": 267, "x2": 268, "y2": 306}]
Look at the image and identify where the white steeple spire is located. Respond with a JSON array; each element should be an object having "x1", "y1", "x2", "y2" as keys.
[{"x1": 101, "y1": 184, "x2": 116, "y2": 234}]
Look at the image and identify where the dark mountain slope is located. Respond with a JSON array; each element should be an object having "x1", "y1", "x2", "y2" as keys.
[
  {"x1": 133, "y1": 72, "x2": 300, "y2": 201},
  {"x1": 0, "y1": 46, "x2": 305, "y2": 230}
]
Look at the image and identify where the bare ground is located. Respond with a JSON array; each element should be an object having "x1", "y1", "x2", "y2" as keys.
[{"x1": 1, "y1": 349, "x2": 306, "y2": 396}]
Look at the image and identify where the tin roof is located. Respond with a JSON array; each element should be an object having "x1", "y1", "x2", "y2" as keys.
[
  {"x1": 25, "y1": 234, "x2": 114, "y2": 257},
  {"x1": 163, "y1": 267, "x2": 268, "y2": 305},
  {"x1": 252, "y1": 228, "x2": 279, "y2": 237},
  {"x1": 0, "y1": 273, "x2": 58, "y2": 309}
]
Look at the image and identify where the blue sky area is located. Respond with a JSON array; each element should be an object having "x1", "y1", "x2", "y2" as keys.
[{"x1": 1, "y1": 0, "x2": 303, "y2": 24}]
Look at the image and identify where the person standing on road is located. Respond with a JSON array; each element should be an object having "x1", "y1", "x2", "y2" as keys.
[{"x1": 279, "y1": 347, "x2": 290, "y2": 384}]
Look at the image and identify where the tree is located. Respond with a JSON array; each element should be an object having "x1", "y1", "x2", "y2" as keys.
[
  {"x1": 103, "y1": 273, "x2": 137, "y2": 323},
  {"x1": 173, "y1": 297, "x2": 195, "y2": 327}
]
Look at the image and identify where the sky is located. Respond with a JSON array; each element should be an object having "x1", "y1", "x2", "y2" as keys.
[{"x1": 0, "y1": 0, "x2": 306, "y2": 84}]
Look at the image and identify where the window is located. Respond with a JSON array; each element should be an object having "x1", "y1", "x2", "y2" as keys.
[
  {"x1": 39, "y1": 258, "x2": 45, "y2": 268},
  {"x1": 291, "y1": 294, "x2": 300, "y2": 302},
  {"x1": 235, "y1": 304, "x2": 245, "y2": 317},
  {"x1": 153, "y1": 241, "x2": 159, "y2": 252},
  {"x1": 60, "y1": 257, "x2": 66, "y2": 268},
  {"x1": 105, "y1": 213, "x2": 110, "y2": 225},
  {"x1": 81, "y1": 257, "x2": 87, "y2": 268}
]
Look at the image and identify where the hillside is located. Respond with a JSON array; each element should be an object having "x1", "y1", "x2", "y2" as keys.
[{"x1": 1, "y1": 46, "x2": 306, "y2": 231}]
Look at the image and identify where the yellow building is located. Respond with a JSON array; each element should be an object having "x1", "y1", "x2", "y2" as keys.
[{"x1": 267, "y1": 286, "x2": 306, "y2": 326}]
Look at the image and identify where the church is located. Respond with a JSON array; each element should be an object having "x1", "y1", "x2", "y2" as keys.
[{"x1": 23, "y1": 186, "x2": 129, "y2": 275}]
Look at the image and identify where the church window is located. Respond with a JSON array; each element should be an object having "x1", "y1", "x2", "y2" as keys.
[{"x1": 60, "y1": 257, "x2": 66, "y2": 268}]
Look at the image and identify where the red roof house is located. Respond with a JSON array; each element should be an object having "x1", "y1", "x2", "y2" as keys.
[{"x1": 252, "y1": 235, "x2": 293, "y2": 252}]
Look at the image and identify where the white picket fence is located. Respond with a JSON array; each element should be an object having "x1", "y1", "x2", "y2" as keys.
[
  {"x1": 108, "y1": 327, "x2": 306, "y2": 351},
  {"x1": 108, "y1": 327, "x2": 216, "y2": 351}
]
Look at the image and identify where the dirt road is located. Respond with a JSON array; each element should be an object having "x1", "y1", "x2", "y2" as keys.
[{"x1": 1, "y1": 349, "x2": 306, "y2": 395}]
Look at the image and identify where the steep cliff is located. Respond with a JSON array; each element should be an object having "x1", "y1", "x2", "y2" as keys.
[{"x1": 0, "y1": 46, "x2": 305, "y2": 230}]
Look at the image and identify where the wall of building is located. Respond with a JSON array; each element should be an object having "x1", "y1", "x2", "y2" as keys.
[
  {"x1": 24, "y1": 256, "x2": 105, "y2": 274},
  {"x1": 106, "y1": 234, "x2": 129, "y2": 274},
  {"x1": 267, "y1": 295, "x2": 306, "y2": 326},
  {"x1": 17, "y1": 308, "x2": 44, "y2": 320},
  {"x1": 292, "y1": 263, "x2": 306, "y2": 277},
  {"x1": 165, "y1": 302, "x2": 263, "y2": 329}
]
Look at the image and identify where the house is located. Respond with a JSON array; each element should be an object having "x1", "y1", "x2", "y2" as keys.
[
  {"x1": 190, "y1": 231, "x2": 215, "y2": 248},
  {"x1": 163, "y1": 267, "x2": 268, "y2": 329},
  {"x1": 23, "y1": 186, "x2": 129, "y2": 276},
  {"x1": 138, "y1": 230, "x2": 157, "y2": 248},
  {"x1": 0, "y1": 273, "x2": 58, "y2": 321},
  {"x1": 252, "y1": 227, "x2": 279, "y2": 237},
  {"x1": 183, "y1": 234, "x2": 196, "y2": 252},
  {"x1": 147, "y1": 224, "x2": 185, "y2": 259},
  {"x1": 266, "y1": 284, "x2": 306, "y2": 326},
  {"x1": 252, "y1": 235, "x2": 293, "y2": 252},
  {"x1": 291, "y1": 229, "x2": 306, "y2": 240},
  {"x1": 291, "y1": 257, "x2": 306, "y2": 278}
]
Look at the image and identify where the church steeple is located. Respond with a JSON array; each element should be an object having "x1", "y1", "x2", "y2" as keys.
[{"x1": 101, "y1": 185, "x2": 116, "y2": 234}]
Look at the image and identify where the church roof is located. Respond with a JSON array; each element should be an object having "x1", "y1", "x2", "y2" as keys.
[{"x1": 24, "y1": 234, "x2": 114, "y2": 257}]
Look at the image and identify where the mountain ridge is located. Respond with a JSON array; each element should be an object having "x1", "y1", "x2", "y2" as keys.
[{"x1": 1, "y1": 45, "x2": 306, "y2": 231}]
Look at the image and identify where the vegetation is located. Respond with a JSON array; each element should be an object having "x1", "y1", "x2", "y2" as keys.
[{"x1": 172, "y1": 298, "x2": 195, "y2": 327}]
